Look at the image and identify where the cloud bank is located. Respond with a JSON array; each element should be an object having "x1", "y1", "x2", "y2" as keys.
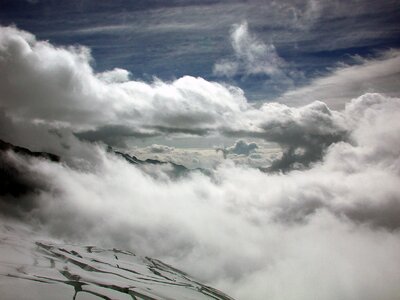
[
  {"x1": 0, "y1": 26, "x2": 247, "y2": 134},
  {"x1": 1, "y1": 93, "x2": 400, "y2": 300},
  {"x1": 0, "y1": 25, "x2": 354, "y2": 170},
  {"x1": 1, "y1": 25, "x2": 400, "y2": 300}
]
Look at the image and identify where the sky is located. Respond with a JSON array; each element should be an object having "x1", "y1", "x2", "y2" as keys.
[
  {"x1": 1, "y1": 1, "x2": 400, "y2": 300},
  {"x1": 1, "y1": 0, "x2": 400, "y2": 151},
  {"x1": 1, "y1": 0, "x2": 400, "y2": 102}
]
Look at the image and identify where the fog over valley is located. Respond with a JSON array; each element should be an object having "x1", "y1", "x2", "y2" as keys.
[{"x1": 1, "y1": 1, "x2": 400, "y2": 299}]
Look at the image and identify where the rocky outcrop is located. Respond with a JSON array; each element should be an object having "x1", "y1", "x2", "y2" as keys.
[{"x1": 0, "y1": 221, "x2": 236, "y2": 300}]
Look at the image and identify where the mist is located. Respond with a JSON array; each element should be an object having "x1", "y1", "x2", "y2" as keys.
[
  {"x1": 1, "y1": 25, "x2": 400, "y2": 300},
  {"x1": 1, "y1": 93, "x2": 400, "y2": 299}
]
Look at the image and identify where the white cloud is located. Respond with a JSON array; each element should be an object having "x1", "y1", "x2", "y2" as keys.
[
  {"x1": 0, "y1": 25, "x2": 352, "y2": 165},
  {"x1": 0, "y1": 25, "x2": 394, "y2": 174},
  {"x1": 0, "y1": 25, "x2": 249, "y2": 133},
  {"x1": 277, "y1": 49, "x2": 400, "y2": 109},
  {"x1": 146, "y1": 144, "x2": 175, "y2": 153},
  {"x1": 2, "y1": 93, "x2": 400, "y2": 300},
  {"x1": 96, "y1": 68, "x2": 131, "y2": 83},
  {"x1": 133, "y1": 147, "x2": 221, "y2": 169},
  {"x1": 218, "y1": 139, "x2": 259, "y2": 158},
  {"x1": 228, "y1": 139, "x2": 258, "y2": 156},
  {"x1": 213, "y1": 22, "x2": 285, "y2": 77},
  {"x1": 2, "y1": 25, "x2": 400, "y2": 300}
]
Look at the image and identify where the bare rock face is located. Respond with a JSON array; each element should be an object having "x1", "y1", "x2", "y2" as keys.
[
  {"x1": 0, "y1": 139, "x2": 60, "y2": 163},
  {"x1": 0, "y1": 221, "x2": 235, "y2": 300}
]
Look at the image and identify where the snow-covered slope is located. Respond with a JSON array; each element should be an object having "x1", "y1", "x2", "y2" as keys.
[{"x1": 0, "y1": 221, "x2": 235, "y2": 300}]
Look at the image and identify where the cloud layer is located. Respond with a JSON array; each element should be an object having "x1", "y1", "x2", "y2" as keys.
[
  {"x1": 1, "y1": 92, "x2": 400, "y2": 300},
  {"x1": 278, "y1": 50, "x2": 400, "y2": 109},
  {"x1": 1, "y1": 25, "x2": 400, "y2": 300},
  {"x1": 0, "y1": 25, "x2": 356, "y2": 170},
  {"x1": 0, "y1": 26, "x2": 247, "y2": 134}
]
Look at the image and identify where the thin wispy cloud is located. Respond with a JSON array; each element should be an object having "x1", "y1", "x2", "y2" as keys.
[
  {"x1": 277, "y1": 49, "x2": 400, "y2": 109},
  {"x1": 213, "y1": 22, "x2": 286, "y2": 78},
  {"x1": 3, "y1": 0, "x2": 397, "y2": 100}
]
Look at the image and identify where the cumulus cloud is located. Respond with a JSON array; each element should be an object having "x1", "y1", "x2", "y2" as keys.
[
  {"x1": 0, "y1": 25, "x2": 248, "y2": 136},
  {"x1": 222, "y1": 100, "x2": 348, "y2": 171},
  {"x1": 217, "y1": 139, "x2": 258, "y2": 158},
  {"x1": 1, "y1": 25, "x2": 400, "y2": 300},
  {"x1": 0, "y1": 25, "x2": 352, "y2": 171},
  {"x1": 1, "y1": 93, "x2": 400, "y2": 300},
  {"x1": 228, "y1": 140, "x2": 258, "y2": 155},
  {"x1": 0, "y1": 109, "x2": 105, "y2": 169},
  {"x1": 146, "y1": 144, "x2": 175, "y2": 153},
  {"x1": 213, "y1": 22, "x2": 285, "y2": 78},
  {"x1": 262, "y1": 101, "x2": 348, "y2": 171},
  {"x1": 277, "y1": 49, "x2": 400, "y2": 109},
  {"x1": 96, "y1": 68, "x2": 131, "y2": 83}
]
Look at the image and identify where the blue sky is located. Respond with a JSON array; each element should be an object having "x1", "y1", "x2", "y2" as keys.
[
  {"x1": 1, "y1": 0, "x2": 399, "y2": 101},
  {"x1": 0, "y1": 0, "x2": 399, "y2": 150}
]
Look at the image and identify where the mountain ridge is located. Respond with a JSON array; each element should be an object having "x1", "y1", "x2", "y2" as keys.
[{"x1": 0, "y1": 220, "x2": 236, "y2": 300}]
